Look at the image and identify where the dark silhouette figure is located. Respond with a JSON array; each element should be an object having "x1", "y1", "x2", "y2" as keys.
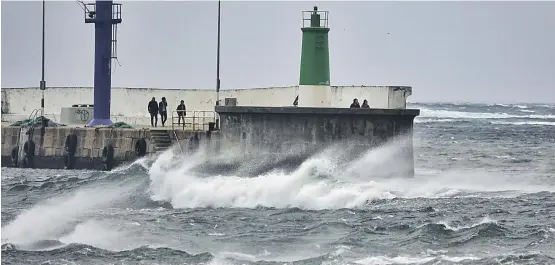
[
  {"x1": 159, "y1": 97, "x2": 168, "y2": 126},
  {"x1": 350, "y1": 98, "x2": 360, "y2": 108},
  {"x1": 361, "y1": 99, "x2": 370, "y2": 108},
  {"x1": 148, "y1": 97, "x2": 159, "y2": 127},
  {"x1": 176, "y1": 100, "x2": 187, "y2": 127}
]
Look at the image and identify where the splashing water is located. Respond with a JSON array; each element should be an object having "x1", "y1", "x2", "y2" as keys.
[
  {"x1": 145, "y1": 135, "x2": 555, "y2": 210},
  {"x1": 2, "y1": 102, "x2": 555, "y2": 264}
]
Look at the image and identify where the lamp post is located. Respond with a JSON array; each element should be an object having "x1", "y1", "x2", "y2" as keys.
[
  {"x1": 40, "y1": 0, "x2": 46, "y2": 123},
  {"x1": 216, "y1": 0, "x2": 221, "y2": 106}
]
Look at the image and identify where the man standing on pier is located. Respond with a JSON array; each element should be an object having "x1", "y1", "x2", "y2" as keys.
[
  {"x1": 177, "y1": 100, "x2": 187, "y2": 128},
  {"x1": 159, "y1": 97, "x2": 168, "y2": 126},
  {"x1": 148, "y1": 97, "x2": 159, "y2": 127}
]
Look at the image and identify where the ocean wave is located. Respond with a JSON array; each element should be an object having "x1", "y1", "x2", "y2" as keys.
[
  {"x1": 1, "y1": 244, "x2": 214, "y2": 265},
  {"x1": 414, "y1": 118, "x2": 555, "y2": 126},
  {"x1": 489, "y1": 121, "x2": 555, "y2": 126},
  {"x1": 3, "y1": 242, "x2": 554, "y2": 265},
  {"x1": 409, "y1": 102, "x2": 554, "y2": 109},
  {"x1": 5, "y1": 137, "x2": 551, "y2": 214},
  {"x1": 143, "y1": 141, "x2": 555, "y2": 210},
  {"x1": 417, "y1": 108, "x2": 555, "y2": 120},
  {"x1": 403, "y1": 217, "x2": 509, "y2": 247}
]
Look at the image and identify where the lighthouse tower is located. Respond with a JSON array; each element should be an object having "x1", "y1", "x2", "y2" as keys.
[
  {"x1": 83, "y1": 1, "x2": 122, "y2": 126},
  {"x1": 298, "y1": 6, "x2": 331, "y2": 107}
]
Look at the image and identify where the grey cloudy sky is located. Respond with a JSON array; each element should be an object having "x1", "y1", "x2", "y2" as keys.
[{"x1": 2, "y1": 1, "x2": 554, "y2": 103}]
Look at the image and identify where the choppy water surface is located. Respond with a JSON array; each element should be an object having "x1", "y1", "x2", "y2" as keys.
[{"x1": 2, "y1": 102, "x2": 555, "y2": 265}]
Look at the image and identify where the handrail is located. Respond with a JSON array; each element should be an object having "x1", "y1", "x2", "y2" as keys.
[
  {"x1": 173, "y1": 130, "x2": 184, "y2": 155},
  {"x1": 28, "y1": 108, "x2": 41, "y2": 121},
  {"x1": 171, "y1": 110, "x2": 219, "y2": 131},
  {"x1": 171, "y1": 110, "x2": 195, "y2": 130},
  {"x1": 28, "y1": 108, "x2": 44, "y2": 131},
  {"x1": 16, "y1": 108, "x2": 43, "y2": 157}
]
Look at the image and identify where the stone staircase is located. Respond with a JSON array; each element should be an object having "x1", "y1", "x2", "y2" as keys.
[{"x1": 150, "y1": 130, "x2": 172, "y2": 153}]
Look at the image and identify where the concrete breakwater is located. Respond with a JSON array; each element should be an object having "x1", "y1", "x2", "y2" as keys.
[
  {"x1": 1, "y1": 126, "x2": 212, "y2": 170},
  {"x1": 1, "y1": 106, "x2": 420, "y2": 176},
  {"x1": 216, "y1": 106, "x2": 420, "y2": 177}
]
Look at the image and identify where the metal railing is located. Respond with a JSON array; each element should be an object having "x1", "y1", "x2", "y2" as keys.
[
  {"x1": 171, "y1": 110, "x2": 219, "y2": 131},
  {"x1": 302, "y1": 8, "x2": 329, "y2": 28},
  {"x1": 28, "y1": 108, "x2": 41, "y2": 121},
  {"x1": 173, "y1": 130, "x2": 184, "y2": 155}
]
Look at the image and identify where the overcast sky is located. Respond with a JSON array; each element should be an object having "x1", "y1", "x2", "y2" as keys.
[{"x1": 2, "y1": 1, "x2": 554, "y2": 103}]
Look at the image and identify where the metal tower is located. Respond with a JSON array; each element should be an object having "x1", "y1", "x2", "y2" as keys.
[
  {"x1": 83, "y1": 1, "x2": 122, "y2": 126},
  {"x1": 298, "y1": 6, "x2": 331, "y2": 108}
]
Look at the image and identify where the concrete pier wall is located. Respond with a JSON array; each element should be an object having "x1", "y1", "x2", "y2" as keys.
[
  {"x1": 1, "y1": 104, "x2": 419, "y2": 175},
  {"x1": 215, "y1": 106, "x2": 420, "y2": 176},
  {"x1": 0, "y1": 126, "x2": 213, "y2": 170},
  {"x1": 1, "y1": 86, "x2": 412, "y2": 125}
]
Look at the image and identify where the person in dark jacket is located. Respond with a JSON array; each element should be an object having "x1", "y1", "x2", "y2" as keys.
[
  {"x1": 148, "y1": 97, "x2": 159, "y2": 127},
  {"x1": 176, "y1": 100, "x2": 186, "y2": 127},
  {"x1": 159, "y1": 97, "x2": 168, "y2": 126},
  {"x1": 350, "y1": 98, "x2": 360, "y2": 108},
  {"x1": 361, "y1": 99, "x2": 370, "y2": 108}
]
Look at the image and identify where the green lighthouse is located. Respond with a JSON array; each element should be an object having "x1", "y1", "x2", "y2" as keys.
[{"x1": 298, "y1": 6, "x2": 331, "y2": 107}]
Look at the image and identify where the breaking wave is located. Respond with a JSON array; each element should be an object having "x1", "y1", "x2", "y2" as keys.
[
  {"x1": 145, "y1": 138, "x2": 555, "y2": 210},
  {"x1": 2, "y1": 127, "x2": 555, "y2": 264},
  {"x1": 417, "y1": 108, "x2": 555, "y2": 120},
  {"x1": 2, "y1": 242, "x2": 554, "y2": 265},
  {"x1": 410, "y1": 103, "x2": 555, "y2": 126}
]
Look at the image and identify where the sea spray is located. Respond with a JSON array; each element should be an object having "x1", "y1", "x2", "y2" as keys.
[
  {"x1": 1, "y1": 178, "x2": 142, "y2": 248},
  {"x1": 145, "y1": 136, "x2": 416, "y2": 209}
]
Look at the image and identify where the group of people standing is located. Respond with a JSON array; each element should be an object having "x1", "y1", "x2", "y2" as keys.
[
  {"x1": 147, "y1": 97, "x2": 187, "y2": 127},
  {"x1": 349, "y1": 98, "x2": 370, "y2": 108}
]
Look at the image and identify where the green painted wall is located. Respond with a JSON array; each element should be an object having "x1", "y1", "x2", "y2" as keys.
[{"x1": 299, "y1": 27, "x2": 331, "y2": 86}]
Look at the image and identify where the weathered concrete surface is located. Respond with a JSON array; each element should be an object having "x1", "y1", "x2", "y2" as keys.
[
  {"x1": 215, "y1": 106, "x2": 420, "y2": 116},
  {"x1": 1, "y1": 126, "x2": 214, "y2": 170},
  {"x1": 215, "y1": 106, "x2": 420, "y2": 176}
]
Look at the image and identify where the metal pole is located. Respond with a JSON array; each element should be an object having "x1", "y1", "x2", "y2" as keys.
[
  {"x1": 216, "y1": 0, "x2": 221, "y2": 106},
  {"x1": 40, "y1": 0, "x2": 46, "y2": 121}
]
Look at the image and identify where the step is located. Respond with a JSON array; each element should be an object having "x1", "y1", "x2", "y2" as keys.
[
  {"x1": 154, "y1": 146, "x2": 170, "y2": 152},
  {"x1": 151, "y1": 134, "x2": 170, "y2": 137},
  {"x1": 151, "y1": 133, "x2": 169, "y2": 137},
  {"x1": 152, "y1": 137, "x2": 172, "y2": 141},
  {"x1": 150, "y1": 134, "x2": 170, "y2": 138},
  {"x1": 151, "y1": 136, "x2": 171, "y2": 140}
]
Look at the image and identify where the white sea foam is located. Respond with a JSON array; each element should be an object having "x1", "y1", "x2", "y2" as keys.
[
  {"x1": 489, "y1": 121, "x2": 555, "y2": 126},
  {"x1": 418, "y1": 108, "x2": 555, "y2": 120},
  {"x1": 145, "y1": 137, "x2": 555, "y2": 210},
  {"x1": 354, "y1": 254, "x2": 480, "y2": 265},
  {"x1": 1, "y1": 181, "x2": 141, "y2": 247},
  {"x1": 0, "y1": 159, "x2": 149, "y2": 249}
]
